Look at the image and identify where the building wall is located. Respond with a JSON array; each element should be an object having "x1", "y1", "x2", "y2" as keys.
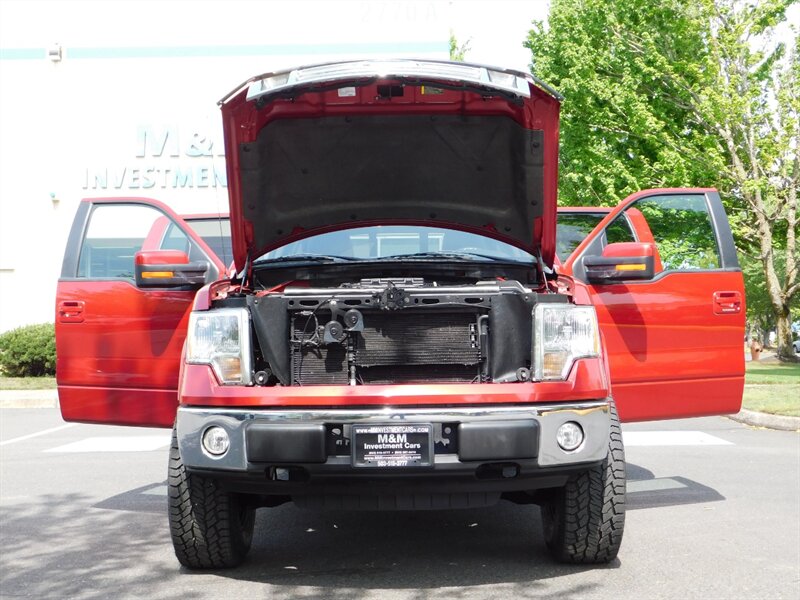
[{"x1": 0, "y1": 0, "x2": 449, "y2": 332}]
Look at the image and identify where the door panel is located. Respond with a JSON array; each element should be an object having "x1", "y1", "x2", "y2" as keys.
[
  {"x1": 592, "y1": 270, "x2": 745, "y2": 421},
  {"x1": 56, "y1": 198, "x2": 225, "y2": 427},
  {"x1": 564, "y1": 189, "x2": 745, "y2": 422}
]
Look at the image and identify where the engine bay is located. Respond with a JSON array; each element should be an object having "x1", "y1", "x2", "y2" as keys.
[{"x1": 245, "y1": 278, "x2": 567, "y2": 387}]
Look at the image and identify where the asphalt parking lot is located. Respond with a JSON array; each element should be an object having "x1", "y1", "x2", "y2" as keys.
[{"x1": 1, "y1": 408, "x2": 798, "y2": 599}]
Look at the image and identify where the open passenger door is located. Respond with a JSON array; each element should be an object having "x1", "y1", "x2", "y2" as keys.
[
  {"x1": 562, "y1": 189, "x2": 745, "y2": 422},
  {"x1": 56, "y1": 198, "x2": 227, "y2": 427}
]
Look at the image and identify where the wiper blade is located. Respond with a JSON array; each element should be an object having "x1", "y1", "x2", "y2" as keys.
[
  {"x1": 254, "y1": 252, "x2": 534, "y2": 266},
  {"x1": 254, "y1": 254, "x2": 357, "y2": 265},
  {"x1": 376, "y1": 251, "x2": 532, "y2": 263}
]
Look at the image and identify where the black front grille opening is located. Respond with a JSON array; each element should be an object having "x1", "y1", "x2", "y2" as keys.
[
  {"x1": 359, "y1": 364, "x2": 479, "y2": 384},
  {"x1": 268, "y1": 466, "x2": 310, "y2": 482},
  {"x1": 436, "y1": 422, "x2": 459, "y2": 454},
  {"x1": 475, "y1": 463, "x2": 521, "y2": 480}
]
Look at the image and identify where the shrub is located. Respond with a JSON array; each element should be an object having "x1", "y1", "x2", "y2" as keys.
[{"x1": 0, "y1": 323, "x2": 56, "y2": 377}]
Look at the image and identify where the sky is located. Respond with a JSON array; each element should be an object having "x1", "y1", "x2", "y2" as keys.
[
  {"x1": 0, "y1": 0, "x2": 550, "y2": 71},
  {"x1": 446, "y1": 0, "x2": 551, "y2": 69},
  {"x1": 2, "y1": 0, "x2": 795, "y2": 75}
]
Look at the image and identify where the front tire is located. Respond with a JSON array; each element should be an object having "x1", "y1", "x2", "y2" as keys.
[
  {"x1": 540, "y1": 400, "x2": 626, "y2": 564},
  {"x1": 167, "y1": 427, "x2": 255, "y2": 569}
]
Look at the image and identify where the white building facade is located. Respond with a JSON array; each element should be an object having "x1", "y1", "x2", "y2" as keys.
[{"x1": 0, "y1": 0, "x2": 451, "y2": 332}]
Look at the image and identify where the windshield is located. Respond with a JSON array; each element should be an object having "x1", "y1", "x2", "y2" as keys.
[{"x1": 255, "y1": 226, "x2": 534, "y2": 263}]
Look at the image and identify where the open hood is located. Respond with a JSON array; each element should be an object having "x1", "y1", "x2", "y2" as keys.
[{"x1": 219, "y1": 59, "x2": 561, "y2": 273}]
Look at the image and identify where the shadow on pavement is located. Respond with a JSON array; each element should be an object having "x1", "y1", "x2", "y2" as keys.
[
  {"x1": 0, "y1": 491, "x2": 612, "y2": 599},
  {"x1": 95, "y1": 481, "x2": 167, "y2": 513},
  {"x1": 214, "y1": 503, "x2": 614, "y2": 596},
  {"x1": 0, "y1": 459, "x2": 725, "y2": 599},
  {"x1": 0, "y1": 493, "x2": 191, "y2": 600},
  {"x1": 626, "y1": 462, "x2": 725, "y2": 511}
]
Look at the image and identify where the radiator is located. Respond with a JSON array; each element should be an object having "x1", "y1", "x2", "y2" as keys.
[{"x1": 291, "y1": 311, "x2": 482, "y2": 385}]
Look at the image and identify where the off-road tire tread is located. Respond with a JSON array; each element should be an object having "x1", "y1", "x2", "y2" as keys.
[
  {"x1": 168, "y1": 428, "x2": 254, "y2": 569},
  {"x1": 543, "y1": 400, "x2": 626, "y2": 564}
]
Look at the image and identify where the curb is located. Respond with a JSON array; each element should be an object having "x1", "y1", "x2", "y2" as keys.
[
  {"x1": 727, "y1": 408, "x2": 800, "y2": 432},
  {"x1": 0, "y1": 390, "x2": 59, "y2": 409}
]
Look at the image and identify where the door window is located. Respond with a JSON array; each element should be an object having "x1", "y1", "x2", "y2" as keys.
[
  {"x1": 605, "y1": 214, "x2": 636, "y2": 245},
  {"x1": 561, "y1": 212, "x2": 636, "y2": 267},
  {"x1": 161, "y1": 222, "x2": 211, "y2": 264},
  {"x1": 77, "y1": 204, "x2": 195, "y2": 279},
  {"x1": 184, "y1": 218, "x2": 232, "y2": 266},
  {"x1": 630, "y1": 194, "x2": 720, "y2": 270},
  {"x1": 556, "y1": 213, "x2": 607, "y2": 258}
]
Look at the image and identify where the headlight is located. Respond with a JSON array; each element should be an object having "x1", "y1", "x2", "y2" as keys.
[
  {"x1": 533, "y1": 304, "x2": 600, "y2": 381},
  {"x1": 187, "y1": 308, "x2": 252, "y2": 385}
]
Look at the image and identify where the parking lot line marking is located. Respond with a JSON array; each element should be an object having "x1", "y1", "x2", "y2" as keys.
[
  {"x1": 44, "y1": 435, "x2": 171, "y2": 453},
  {"x1": 623, "y1": 431, "x2": 733, "y2": 447},
  {"x1": 0, "y1": 423, "x2": 77, "y2": 447},
  {"x1": 142, "y1": 485, "x2": 168, "y2": 496},
  {"x1": 627, "y1": 477, "x2": 687, "y2": 493}
]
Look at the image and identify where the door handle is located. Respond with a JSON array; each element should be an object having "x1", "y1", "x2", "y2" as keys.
[
  {"x1": 712, "y1": 291, "x2": 742, "y2": 315},
  {"x1": 58, "y1": 300, "x2": 85, "y2": 323}
]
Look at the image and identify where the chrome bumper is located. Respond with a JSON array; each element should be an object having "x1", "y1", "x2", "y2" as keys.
[{"x1": 176, "y1": 400, "x2": 610, "y2": 472}]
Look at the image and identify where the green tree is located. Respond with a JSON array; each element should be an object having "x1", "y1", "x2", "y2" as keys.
[
  {"x1": 449, "y1": 30, "x2": 471, "y2": 61},
  {"x1": 742, "y1": 251, "x2": 800, "y2": 341},
  {"x1": 526, "y1": 0, "x2": 799, "y2": 360}
]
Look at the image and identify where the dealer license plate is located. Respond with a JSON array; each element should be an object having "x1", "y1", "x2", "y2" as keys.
[{"x1": 352, "y1": 424, "x2": 433, "y2": 468}]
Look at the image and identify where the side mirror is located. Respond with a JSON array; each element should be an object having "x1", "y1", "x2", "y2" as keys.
[
  {"x1": 583, "y1": 242, "x2": 656, "y2": 284},
  {"x1": 134, "y1": 250, "x2": 209, "y2": 289}
]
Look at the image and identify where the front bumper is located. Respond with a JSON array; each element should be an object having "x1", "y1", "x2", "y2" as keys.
[{"x1": 176, "y1": 400, "x2": 610, "y2": 498}]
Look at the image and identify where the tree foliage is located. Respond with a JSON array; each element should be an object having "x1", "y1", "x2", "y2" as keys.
[
  {"x1": 742, "y1": 252, "x2": 800, "y2": 338},
  {"x1": 449, "y1": 30, "x2": 471, "y2": 61},
  {"x1": 526, "y1": 0, "x2": 799, "y2": 359}
]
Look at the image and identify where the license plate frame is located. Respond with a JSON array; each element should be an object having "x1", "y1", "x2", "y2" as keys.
[{"x1": 351, "y1": 424, "x2": 433, "y2": 468}]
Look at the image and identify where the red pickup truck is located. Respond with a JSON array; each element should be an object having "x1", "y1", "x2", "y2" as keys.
[{"x1": 55, "y1": 59, "x2": 745, "y2": 569}]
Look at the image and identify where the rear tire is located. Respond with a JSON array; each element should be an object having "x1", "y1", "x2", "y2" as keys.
[
  {"x1": 540, "y1": 400, "x2": 626, "y2": 564},
  {"x1": 167, "y1": 427, "x2": 255, "y2": 569}
]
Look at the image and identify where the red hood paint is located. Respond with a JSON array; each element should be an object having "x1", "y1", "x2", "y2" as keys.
[{"x1": 219, "y1": 59, "x2": 561, "y2": 273}]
